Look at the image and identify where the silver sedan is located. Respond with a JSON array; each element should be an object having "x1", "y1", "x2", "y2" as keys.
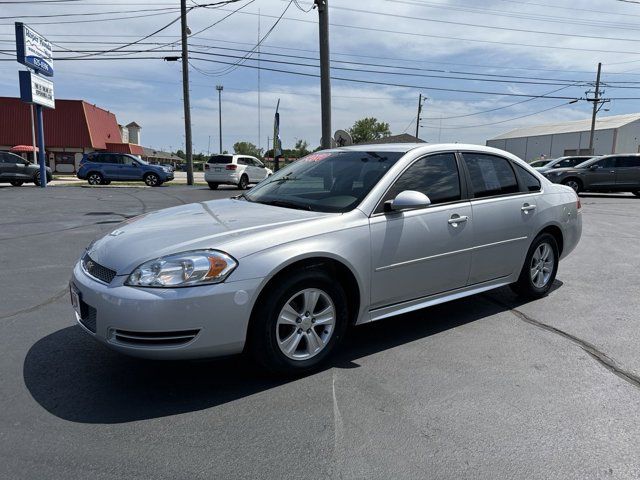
[{"x1": 70, "y1": 144, "x2": 582, "y2": 373}]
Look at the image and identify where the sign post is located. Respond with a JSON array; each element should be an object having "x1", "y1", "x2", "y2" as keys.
[{"x1": 15, "y1": 22, "x2": 54, "y2": 188}]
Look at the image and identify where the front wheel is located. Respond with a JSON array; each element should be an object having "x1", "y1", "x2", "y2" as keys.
[
  {"x1": 208, "y1": 182, "x2": 219, "y2": 190},
  {"x1": 249, "y1": 269, "x2": 348, "y2": 374},
  {"x1": 562, "y1": 178, "x2": 582, "y2": 194},
  {"x1": 510, "y1": 233, "x2": 559, "y2": 299},
  {"x1": 10, "y1": 180, "x2": 23, "y2": 187},
  {"x1": 144, "y1": 173, "x2": 161, "y2": 187}
]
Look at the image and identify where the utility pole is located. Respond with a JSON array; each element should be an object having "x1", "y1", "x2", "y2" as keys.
[
  {"x1": 180, "y1": 0, "x2": 194, "y2": 185},
  {"x1": 588, "y1": 62, "x2": 602, "y2": 156},
  {"x1": 415, "y1": 93, "x2": 424, "y2": 139},
  {"x1": 315, "y1": 0, "x2": 331, "y2": 149},
  {"x1": 216, "y1": 85, "x2": 223, "y2": 153}
]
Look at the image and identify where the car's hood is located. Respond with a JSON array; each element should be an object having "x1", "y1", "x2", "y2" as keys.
[{"x1": 88, "y1": 199, "x2": 327, "y2": 275}]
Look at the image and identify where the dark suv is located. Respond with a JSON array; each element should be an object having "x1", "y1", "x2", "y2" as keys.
[
  {"x1": 77, "y1": 152, "x2": 173, "y2": 187},
  {"x1": 543, "y1": 154, "x2": 640, "y2": 196},
  {"x1": 0, "y1": 151, "x2": 52, "y2": 186}
]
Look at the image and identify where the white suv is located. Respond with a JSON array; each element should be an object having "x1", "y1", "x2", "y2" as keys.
[{"x1": 204, "y1": 154, "x2": 273, "y2": 190}]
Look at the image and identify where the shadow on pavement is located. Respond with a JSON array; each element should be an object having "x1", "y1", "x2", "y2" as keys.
[{"x1": 23, "y1": 284, "x2": 558, "y2": 424}]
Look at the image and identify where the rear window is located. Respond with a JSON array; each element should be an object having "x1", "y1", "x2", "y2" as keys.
[{"x1": 208, "y1": 155, "x2": 233, "y2": 164}]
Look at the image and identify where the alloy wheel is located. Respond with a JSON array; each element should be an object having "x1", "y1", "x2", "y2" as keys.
[
  {"x1": 145, "y1": 174, "x2": 159, "y2": 186},
  {"x1": 276, "y1": 288, "x2": 336, "y2": 360},
  {"x1": 530, "y1": 242, "x2": 554, "y2": 288},
  {"x1": 88, "y1": 173, "x2": 102, "y2": 185},
  {"x1": 565, "y1": 180, "x2": 580, "y2": 193}
]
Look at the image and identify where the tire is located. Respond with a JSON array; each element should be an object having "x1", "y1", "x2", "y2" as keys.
[
  {"x1": 632, "y1": 190, "x2": 640, "y2": 197},
  {"x1": 87, "y1": 172, "x2": 103, "y2": 186},
  {"x1": 10, "y1": 180, "x2": 23, "y2": 187},
  {"x1": 144, "y1": 173, "x2": 160, "y2": 187},
  {"x1": 562, "y1": 178, "x2": 582, "y2": 194},
  {"x1": 208, "y1": 182, "x2": 219, "y2": 190},
  {"x1": 237, "y1": 174, "x2": 249, "y2": 190},
  {"x1": 249, "y1": 269, "x2": 348, "y2": 374},
  {"x1": 101, "y1": 179, "x2": 111, "y2": 185},
  {"x1": 510, "y1": 232, "x2": 559, "y2": 299}
]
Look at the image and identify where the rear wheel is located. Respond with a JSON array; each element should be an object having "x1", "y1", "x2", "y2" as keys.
[
  {"x1": 144, "y1": 173, "x2": 160, "y2": 187},
  {"x1": 238, "y1": 174, "x2": 249, "y2": 190},
  {"x1": 249, "y1": 269, "x2": 348, "y2": 374},
  {"x1": 510, "y1": 233, "x2": 559, "y2": 299},
  {"x1": 10, "y1": 180, "x2": 23, "y2": 187},
  {"x1": 562, "y1": 178, "x2": 582, "y2": 193},
  {"x1": 87, "y1": 172, "x2": 103, "y2": 186},
  {"x1": 208, "y1": 182, "x2": 219, "y2": 190}
]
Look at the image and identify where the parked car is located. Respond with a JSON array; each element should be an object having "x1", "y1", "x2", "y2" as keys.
[
  {"x1": 529, "y1": 159, "x2": 551, "y2": 168},
  {"x1": 70, "y1": 144, "x2": 582, "y2": 373},
  {"x1": 0, "y1": 151, "x2": 52, "y2": 186},
  {"x1": 535, "y1": 155, "x2": 595, "y2": 173},
  {"x1": 204, "y1": 154, "x2": 273, "y2": 190},
  {"x1": 541, "y1": 154, "x2": 640, "y2": 195},
  {"x1": 77, "y1": 152, "x2": 174, "y2": 187}
]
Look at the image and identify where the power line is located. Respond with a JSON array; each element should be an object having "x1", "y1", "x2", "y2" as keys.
[{"x1": 0, "y1": 6, "x2": 180, "y2": 20}]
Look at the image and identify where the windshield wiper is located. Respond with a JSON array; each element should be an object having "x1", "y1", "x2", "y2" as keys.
[
  {"x1": 258, "y1": 200, "x2": 312, "y2": 211},
  {"x1": 232, "y1": 193, "x2": 253, "y2": 202}
]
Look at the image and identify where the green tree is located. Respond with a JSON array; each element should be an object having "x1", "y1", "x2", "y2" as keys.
[
  {"x1": 293, "y1": 139, "x2": 310, "y2": 158},
  {"x1": 233, "y1": 141, "x2": 263, "y2": 157},
  {"x1": 175, "y1": 149, "x2": 186, "y2": 160},
  {"x1": 348, "y1": 117, "x2": 391, "y2": 144}
]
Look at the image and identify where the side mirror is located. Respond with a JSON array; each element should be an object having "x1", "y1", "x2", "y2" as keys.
[
  {"x1": 589, "y1": 164, "x2": 600, "y2": 171},
  {"x1": 384, "y1": 190, "x2": 431, "y2": 212}
]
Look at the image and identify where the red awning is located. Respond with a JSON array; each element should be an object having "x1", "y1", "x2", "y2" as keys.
[{"x1": 10, "y1": 145, "x2": 39, "y2": 153}]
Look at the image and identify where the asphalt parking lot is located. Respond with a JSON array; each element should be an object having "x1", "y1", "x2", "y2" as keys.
[{"x1": 1, "y1": 184, "x2": 639, "y2": 480}]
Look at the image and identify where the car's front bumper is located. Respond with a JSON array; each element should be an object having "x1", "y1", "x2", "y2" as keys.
[{"x1": 70, "y1": 261, "x2": 262, "y2": 359}]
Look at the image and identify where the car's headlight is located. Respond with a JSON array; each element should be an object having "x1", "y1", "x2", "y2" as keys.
[{"x1": 126, "y1": 250, "x2": 237, "y2": 287}]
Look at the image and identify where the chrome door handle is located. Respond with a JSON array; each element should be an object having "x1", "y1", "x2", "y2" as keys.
[
  {"x1": 521, "y1": 204, "x2": 536, "y2": 213},
  {"x1": 448, "y1": 214, "x2": 468, "y2": 226}
]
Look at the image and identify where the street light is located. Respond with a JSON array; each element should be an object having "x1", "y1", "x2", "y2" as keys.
[{"x1": 216, "y1": 85, "x2": 223, "y2": 154}]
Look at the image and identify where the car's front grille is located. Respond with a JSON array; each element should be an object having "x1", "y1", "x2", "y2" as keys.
[
  {"x1": 82, "y1": 253, "x2": 116, "y2": 284},
  {"x1": 112, "y1": 329, "x2": 200, "y2": 347},
  {"x1": 79, "y1": 299, "x2": 97, "y2": 333}
]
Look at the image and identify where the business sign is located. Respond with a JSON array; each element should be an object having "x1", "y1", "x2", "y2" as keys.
[
  {"x1": 15, "y1": 23, "x2": 54, "y2": 77},
  {"x1": 19, "y1": 70, "x2": 55, "y2": 109}
]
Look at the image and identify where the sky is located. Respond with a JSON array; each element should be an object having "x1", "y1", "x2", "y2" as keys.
[{"x1": 3, "y1": 0, "x2": 640, "y2": 156}]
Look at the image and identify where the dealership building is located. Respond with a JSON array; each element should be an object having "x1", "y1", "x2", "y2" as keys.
[
  {"x1": 0, "y1": 96, "x2": 144, "y2": 173},
  {"x1": 486, "y1": 113, "x2": 640, "y2": 161}
]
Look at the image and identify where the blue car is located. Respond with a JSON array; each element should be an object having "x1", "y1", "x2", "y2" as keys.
[{"x1": 77, "y1": 152, "x2": 174, "y2": 187}]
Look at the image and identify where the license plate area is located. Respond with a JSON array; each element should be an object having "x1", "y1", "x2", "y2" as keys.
[
  {"x1": 70, "y1": 283, "x2": 81, "y2": 316},
  {"x1": 214, "y1": 167, "x2": 222, "y2": 172}
]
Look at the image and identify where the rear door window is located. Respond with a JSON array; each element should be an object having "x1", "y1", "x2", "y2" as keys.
[
  {"x1": 514, "y1": 164, "x2": 541, "y2": 192},
  {"x1": 462, "y1": 152, "x2": 519, "y2": 198},
  {"x1": 616, "y1": 156, "x2": 640, "y2": 168}
]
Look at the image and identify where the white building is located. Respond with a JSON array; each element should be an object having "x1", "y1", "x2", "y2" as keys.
[{"x1": 486, "y1": 113, "x2": 640, "y2": 161}]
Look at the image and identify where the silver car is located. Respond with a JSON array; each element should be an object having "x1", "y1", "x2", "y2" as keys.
[{"x1": 70, "y1": 144, "x2": 582, "y2": 373}]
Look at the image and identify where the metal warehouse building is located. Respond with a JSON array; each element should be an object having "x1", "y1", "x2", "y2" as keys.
[{"x1": 486, "y1": 113, "x2": 640, "y2": 161}]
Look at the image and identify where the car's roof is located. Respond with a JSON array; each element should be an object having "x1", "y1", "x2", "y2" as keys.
[{"x1": 330, "y1": 143, "x2": 503, "y2": 154}]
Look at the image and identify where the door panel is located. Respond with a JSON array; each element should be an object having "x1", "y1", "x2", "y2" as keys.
[
  {"x1": 369, "y1": 203, "x2": 474, "y2": 308},
  {"x1": 461, "y1": 152, "x2": 537, "y2": 283},
  {"x1": 583, "y1": 157, "x2": 616, "y2": 189},
  {"x1": 468, "y1": 195, "x2": 537, "y2": 283},
  {"x1": 615, "y1": 156, "x2": 640, "y2": 189},
  {"x1": 118, "y1": 155, "x2": 142, "y2": 180}
]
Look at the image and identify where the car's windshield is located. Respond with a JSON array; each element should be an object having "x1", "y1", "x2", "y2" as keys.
[
  {"x1": 530, "y1": 160, "x2": 550, "y2": 167},
  {"x1": 244, "y1": 150, "x2": 406, "y2": 213}
]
